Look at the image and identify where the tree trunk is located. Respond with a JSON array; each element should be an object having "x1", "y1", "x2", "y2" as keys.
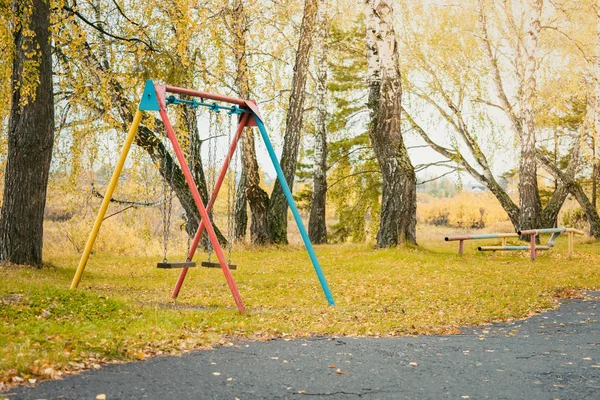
[
  {"x1": 569, "y1": 182, "x2": 600, "y2": 238},
  {"x1": 366, "y1": 0, "x2": 416, "y2": 247},
  {"x1": 0, "y1": 0, "x2": 54, "y2": 266},
  {"x1": 230, "y1": 0, "x2": 270, "y2": 245},
  {"x1": 268, "y1": 0, "x2": 319, "y2": 244},
  {"x1": 593, "y1": 0, "x2": 600, "y2": 211},
  {"x1": 537, "y1": 148, "x2": 600, "y2": 239},
  {"x1": 308, "y1": 0, "x2": 328, "y2": 244},
  {"x1": 234, "y1": 172, "x2": 248, "y2": 240},
  {"x1": 518, "y1": 0, "x2": 543, "y2": 237},
  {"x1": 404, "y1": 107, "x2": 522, "y2": 232},
  {"x1": 593, "y1": 138, "x2": 598, "y2": 211},
  {"x1": 183, "y1": 108, "x2": 209, "y2": 235},
  {"x1": 540, "y1": 139, "x2": 580, "y2": 229},
  {"x1": 541, "y1": 185, "x2": 568, "y2": 228},
  {"x1": 135, "y1": 125, "x2": 226, "y2": 245}
]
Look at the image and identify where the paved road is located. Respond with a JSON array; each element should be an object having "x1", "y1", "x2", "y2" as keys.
[{"x1": 5, "y1": 293, "x2": 599, "y2": 400}]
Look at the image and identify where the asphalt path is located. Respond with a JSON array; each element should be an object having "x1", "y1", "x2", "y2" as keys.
[{"x1": 5, "y1": 292, "x2": 599, "y2": 400}]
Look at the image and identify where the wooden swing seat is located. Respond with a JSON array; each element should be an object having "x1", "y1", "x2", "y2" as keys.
[
  {"x1": 157, "y1": 261, "x2": 197, "y2": 269},
  {"x1": 201, "y1": 261, "x2": 237, "y2": 270}
]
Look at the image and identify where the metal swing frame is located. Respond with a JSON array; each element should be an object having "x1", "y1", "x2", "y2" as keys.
[{"x1": 69, "y1": 80, "x2": 335, "y2": 313}]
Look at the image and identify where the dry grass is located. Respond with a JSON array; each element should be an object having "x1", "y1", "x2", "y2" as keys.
[{"x1": 418, "y1": 192, "x2": 511, "y2": 229}]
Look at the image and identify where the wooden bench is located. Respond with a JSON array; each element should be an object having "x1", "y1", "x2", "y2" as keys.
[{"x1": 445, "y1": 227, "x2": 585, "y2": 259}]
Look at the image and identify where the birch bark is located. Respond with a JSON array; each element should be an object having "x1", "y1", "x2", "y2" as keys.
[
  {"x1": 518, "y1": 0, "x2": 543, "y2": 235},
  {"x1": 308, "y1": 0, "x2": 329, "y2": 244},
  {"x1": 366, "y1": 0, "x2": 416, "y2": 247}
]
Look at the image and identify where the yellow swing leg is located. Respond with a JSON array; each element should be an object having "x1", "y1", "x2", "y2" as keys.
[{"x1": 70, "y1": 110, "x2": 144, "y2": 289}]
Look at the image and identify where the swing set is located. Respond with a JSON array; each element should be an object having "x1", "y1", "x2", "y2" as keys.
[{"x1": 69, "y1": 80, "x2": 335, "y2": 313}]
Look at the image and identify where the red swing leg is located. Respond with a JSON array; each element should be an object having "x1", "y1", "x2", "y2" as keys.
[
  {"x1": 171, "y1": 113, "x2": 250, "y2": 300},
  {"x1": 158, "y1": 99, "x2": 246, "y2": 313}
]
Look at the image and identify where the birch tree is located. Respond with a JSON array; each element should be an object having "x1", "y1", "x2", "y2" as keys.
[
  {"x1": 267, "y1": 0, "x2": 320, "y2": 244},
  {"x1": 475, "y1": 0, "x2": 544, "y2": 233},
  {"x1": 308, "y1": 0, "x2": 329, "y2": 244},
  {"x1": 518, "y1": 0, "x2": 544, "y2": 234},
  {"x1": 365, "y1": 0, "x2": 416, "y2": 246},
  {"x1": 402, "y1": 0, "x2": 571, "y2": 233},
  {"x1": 228, "y1": 0, "x2": 270, "y2": 245},
  {"x1": 594, "y1": 0, "x2": 600, "y2": 209}
]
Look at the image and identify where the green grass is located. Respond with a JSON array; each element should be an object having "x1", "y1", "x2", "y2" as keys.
[{"x1": 1, "y1": 234, "x2": 599, "y2": 387}]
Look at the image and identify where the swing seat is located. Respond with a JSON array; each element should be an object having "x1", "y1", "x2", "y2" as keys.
[
  {"x1": 157, "y1": 261, "x2": 197, "y2": 269},
  {"x1": 201, "y1": 261, "x2": 237, "y2": 270}
]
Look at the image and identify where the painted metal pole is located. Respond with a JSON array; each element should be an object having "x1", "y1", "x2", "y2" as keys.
[
  {"x1": 171, "y1": 113, "x2": 250, "y2": 299},
  {"x1": 70, "y1": 110, "x2": 144, "y2": 289},
  {"x1": 158, "y1": 107, "x2": 246, "y2": 313},
  {"x1": 445, "y1": 233, "x2": 518, "y2": 241},
  {"x1": 478, "y1": 245, "x2": 550, "y2": 251},
  {"x1": 254, "y1": 117, "x2": 335, "y2": 306},
  {"x1": 519, "y1": 227, "x2": 567, "y2": 235}
]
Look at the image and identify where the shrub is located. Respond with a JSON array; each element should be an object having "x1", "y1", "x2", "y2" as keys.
[
  {"x1": 561, "y1": 207, "x2": 587, "y2": 229},
  {"x1": 418, "y1": 192, "x2": 509, "y2": 229}
]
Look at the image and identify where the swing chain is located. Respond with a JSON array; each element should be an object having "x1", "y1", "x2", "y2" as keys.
[
  {"x1": 161, "y1": 140, "x2": 175, "y2": 263},
  {"x1": 206, "y1": 111, "x2": 218, "y2": 262},
  {"x1": 185, "y1": 105, "x2": 204, "y2": 259},
  {"x1": 226, "y1": 114, "x2": 235, "y2": 264}
]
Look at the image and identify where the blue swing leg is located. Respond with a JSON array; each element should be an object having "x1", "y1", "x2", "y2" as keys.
[{"x1": 254, "y1": 117, "x2": 335, "y2": 306}]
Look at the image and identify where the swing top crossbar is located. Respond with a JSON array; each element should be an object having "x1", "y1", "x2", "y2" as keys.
[
  {"x1": 165, "y1": 85, "x2": 250, "y2": 107},
  {"x1": 159, "y1": 84, "x2": 261, "y2": 126}
]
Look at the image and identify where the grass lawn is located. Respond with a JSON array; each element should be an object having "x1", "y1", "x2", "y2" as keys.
[{"x1": 1, "y1": 231, "x2": 599, "y2": 387}]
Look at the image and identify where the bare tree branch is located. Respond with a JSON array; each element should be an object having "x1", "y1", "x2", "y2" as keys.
[
  {"x1": 417, "y1": 169, "x2": 457, "y2": 185},
  {"x1": 63, "y1": 5, "x2": 156, "y2": 52}
]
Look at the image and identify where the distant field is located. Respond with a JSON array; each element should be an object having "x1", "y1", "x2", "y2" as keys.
[{"x1": 2, "y1": 225, "x2": 599, "y2": 388}]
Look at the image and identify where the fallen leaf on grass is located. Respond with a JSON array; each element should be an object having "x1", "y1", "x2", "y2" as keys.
[
  {"x1": 409, "y1": 362, "x2": 418, "y2": 367},
  {"x1": 336, "y1": 368, "x2": 347, "y2": 375}
]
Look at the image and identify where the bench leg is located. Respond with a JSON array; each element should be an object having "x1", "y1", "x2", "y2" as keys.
[
  {"x1": 530, "y1": 233, "x2": 537, "y2": 261},
  {"x1": 459, "y1": 240, "x2": 464, "y2": 256},
  {"x1": 568, "y1": 232, "x2": 573, "y2": 259}
]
